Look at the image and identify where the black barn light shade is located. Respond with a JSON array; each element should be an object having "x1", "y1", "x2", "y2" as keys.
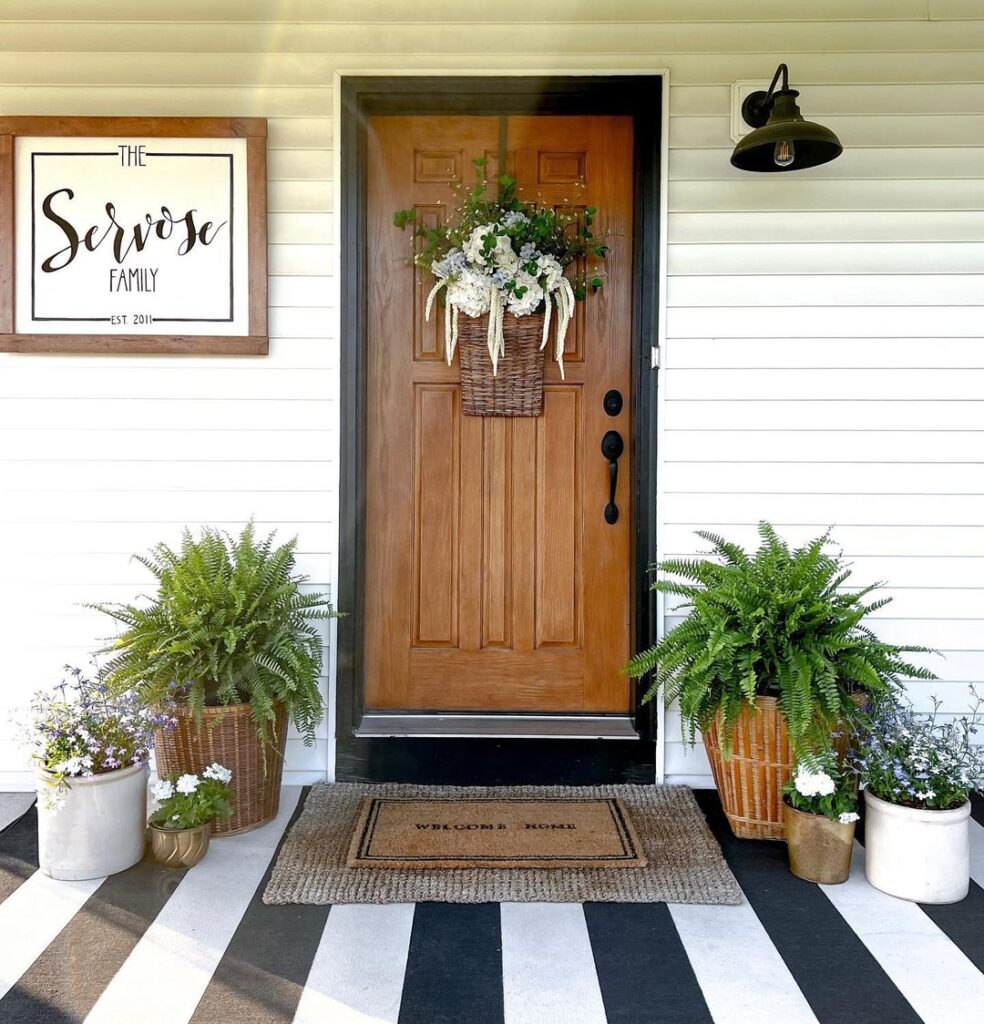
[{"x1": 731, "y1": 63, "x2": 842, "y2": 172}]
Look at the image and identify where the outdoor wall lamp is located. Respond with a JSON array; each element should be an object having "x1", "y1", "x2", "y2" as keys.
[{"x1": 730, "y1": 63, "x2": 842, "y2": 172}]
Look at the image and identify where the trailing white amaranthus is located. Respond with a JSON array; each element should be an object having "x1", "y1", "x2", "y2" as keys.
[{"x1": 424, "y1": 233, "x2": 575, "y2": 379}]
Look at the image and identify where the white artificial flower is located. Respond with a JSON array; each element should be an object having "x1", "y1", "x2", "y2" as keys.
[
  {"x1": 152, "y1": 779, "x2": 175, "y2": 802},
  {"x1": 506, "y1": 272, "x2": 544, "y2": 317},
  {"x1": 203, "y1": 763, "x2": 232, "y2": 784},
  {"x1": 536, "y1": 254, "x2": 564, "y2": 292},
  {"x1": 463, "y1": 224, "x2": 517, "y2": 271},
  {"x1": 175, "y1": 773, "x2": 200, "y2": 795},
  {"x1": 838, "y1": 812, "x2": 860, "y2": 825},
  {"x1": 446, "y1": 268, "x2": 493, "y2": 318}
]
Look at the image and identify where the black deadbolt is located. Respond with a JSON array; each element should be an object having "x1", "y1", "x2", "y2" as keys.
[{"x1": 603, "y1": 389, "x2": 623, "y2": 417}]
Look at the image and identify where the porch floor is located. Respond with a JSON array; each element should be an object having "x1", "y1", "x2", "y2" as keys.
[{"x1": 1, "y1": 788, "x2": 982, "y2": 1024}]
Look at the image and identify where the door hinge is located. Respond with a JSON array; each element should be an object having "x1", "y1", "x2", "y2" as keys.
[{"x1": 651, "y1": 345, "x2": 660, "y2": 369}]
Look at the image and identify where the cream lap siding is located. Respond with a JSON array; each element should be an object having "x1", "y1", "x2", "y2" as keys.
[{"x1": 0, "y1": 1, "x2": 982, "y2": 787}]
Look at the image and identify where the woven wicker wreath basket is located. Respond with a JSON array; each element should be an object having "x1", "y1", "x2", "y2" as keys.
[
  {"x1": 457, "y1": 311, "x2": 545, "y2": 417},
  {"x1": 154, "y1": 702, "x2": 288, "y2": 836}
]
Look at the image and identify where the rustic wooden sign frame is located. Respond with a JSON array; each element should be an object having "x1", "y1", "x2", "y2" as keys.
[{"x1": 0, "y1": 116, "x2": 268, "y2": 354}]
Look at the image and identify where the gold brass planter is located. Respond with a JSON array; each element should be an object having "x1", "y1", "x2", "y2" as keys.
[
  {"x1": 783, "y1": 801, "x2": 855, "y2": 884},
  {"x1": 150, "y1": 823, "x2": 211, "y2": 869}
]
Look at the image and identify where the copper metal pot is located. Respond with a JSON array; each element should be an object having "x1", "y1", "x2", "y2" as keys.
[
  {"x1": 150, "y1": 822, "x2": 211, "y2": 869},
  {"x1": 783, "y1": 800, "x2": 855, "y2": 884}
]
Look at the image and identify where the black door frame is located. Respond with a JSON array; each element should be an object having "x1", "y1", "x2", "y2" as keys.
[{"x1": 336, "y1": 74, "x2": 663, "y2": 784}]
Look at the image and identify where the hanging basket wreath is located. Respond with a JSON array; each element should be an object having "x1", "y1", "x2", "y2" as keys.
[{"x1": 395, "y1": 157, "x2": 608, "y2": 416}]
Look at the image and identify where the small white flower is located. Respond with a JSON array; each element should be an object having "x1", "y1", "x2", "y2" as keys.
[
  {"x1": 152, "y1": 779, "x2": 175, "y2": 802},
  {"x1": 793, "y1": 768, "x2": 836, "y2": 798},
  {"x1": 506, "y1": 272, "x2": 544, "y2": 317},
  {"x1": 175, "y1": 774, "x2": 200, "y2": 795},
  {"x1": 838, "y1": 812, "x2": 860, "y2": 825},
  {"x1": 536, "y1": 254, "x2": 564, "y2": 292},
  {"x1": 203, "y1": 763, "x2": 232, "y2": 784},
  {"x1": 171, "y1": 814, "x2": 180, "y2": 821}
]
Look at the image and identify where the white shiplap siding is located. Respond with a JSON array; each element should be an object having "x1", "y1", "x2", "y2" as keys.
[{"x1": 0, "y1": 1, "x2": 981, "y2": 786}]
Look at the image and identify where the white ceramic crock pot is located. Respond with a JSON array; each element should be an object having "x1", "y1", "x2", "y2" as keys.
[
  {"x1": 37, "y1": 761, "x2": 148, "y2": 880},
  {"x1": 864, "y1": 788, "x2": 970, "y2": 904}
]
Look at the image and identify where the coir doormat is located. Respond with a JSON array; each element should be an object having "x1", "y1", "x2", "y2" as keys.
[
  {"x1": 263, "y1": 783, "x2": 742, "y2": 905},
  {"x1": 346, "y1": 795, "x2": 647, "y2": 869}
]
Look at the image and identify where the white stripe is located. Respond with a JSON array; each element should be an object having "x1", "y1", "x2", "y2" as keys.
[
  {"x1": 292, "y1": 904, "x2": 414, "y2": 1024},
  {"x1": 0, "y1": 871, "x2": 104, "y2": 998},
  {"x1": 820, "y1": 841, "x2": 984, "y2": 1024},
  {"x1": 669, "y1": 899, "x2": 819, "y2": 1024},
  {"x1": 969, "y1": 814, "x2": 984, "y2": 888},
  {"x1": 500, "y1": 903, "x2": 607, "y2": 1024},
  {"x1": 84, "y1": 787, "x2": 301, "y2": 1024},
  {"x1": 0, "y1": 793, "x2": 35, "y2": 833}
]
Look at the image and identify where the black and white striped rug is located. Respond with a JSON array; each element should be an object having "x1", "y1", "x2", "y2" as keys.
[{"x1": 1, "y1": 786, "x2": 982, "y2": 1024}]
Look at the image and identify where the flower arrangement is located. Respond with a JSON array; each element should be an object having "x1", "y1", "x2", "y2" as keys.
[
  {"x1": 394, "y1": 157, "x2": 608, "y2": 379},
  {"x1": 25, "y1": 666, "x2": 175, "y2": 809},
  {"x1": 851, "y1": 691, "x2": 984, "y2": 811},
  {"x1": 783, "y1": 751, "x2": 859, "y2": 824},
  {"x1": 149, "y1": 763, "x2": 234, "y2": 831}
]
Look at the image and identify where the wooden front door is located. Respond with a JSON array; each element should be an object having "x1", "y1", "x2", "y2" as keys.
[{"x1": 364, "y1": 113, "x2": 634, "y2": 715}]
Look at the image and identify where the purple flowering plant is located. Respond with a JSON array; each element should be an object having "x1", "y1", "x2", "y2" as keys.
[
  {"x1": 850, "y1": 689, "x2": 984, "y2": 811},
  {"x1": 25, "y1": 665, "x2": 176, "y2": 806}
]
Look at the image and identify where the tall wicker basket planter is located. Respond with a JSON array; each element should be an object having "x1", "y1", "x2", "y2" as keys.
[
  {"x1": 703, "y1": 693, "x2": 864, "y2": 841},
  {"x1": 154, "y1": 703, "x2": 287, "y2": 836},
  {"x1": 457, "y1": 311, "x2": 545, "y2": 417}
]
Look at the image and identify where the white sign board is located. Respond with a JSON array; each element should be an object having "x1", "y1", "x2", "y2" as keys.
[{"x1": 14, "y1": 136, "x2": 250, "y2": 335}]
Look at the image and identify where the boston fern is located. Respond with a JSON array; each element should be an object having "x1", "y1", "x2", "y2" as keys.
[
  {"x1": 626, "y1": 523, "x2": 935, "y2": 755},
  {"x1": 90, "y1": 525, "x2": 336, "y2": 745}
]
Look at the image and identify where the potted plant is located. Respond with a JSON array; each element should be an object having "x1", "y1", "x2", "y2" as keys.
[
  {"x1": 92, "y1": 523, "x2": 336, "y2": 835},
  {"x1": 394, "y1": 157, "x2": 608, "y2": 416},
  {"x1": 25, "y1": 666, "x2": 173, "y2": 880},
  {"x1": 852, "y1": 693, "x2": 984, "y2": 903},
  {"x1": 626, "y1": 522, "x2": 935, "y2": 839},
  {"x1": 782, "y1": 751, "x2": 859, "y2": 884},
  {"x1": 149, "y1": 763, "x2": 234, "y2": 868}
]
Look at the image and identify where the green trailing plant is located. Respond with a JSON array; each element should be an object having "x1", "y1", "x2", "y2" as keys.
[
  {"x1": 625, "y1": 522, "x2": 936, "y2": 756},
  {"x1": 90, "y1": 524, "x2": 337, "y2": 746}
]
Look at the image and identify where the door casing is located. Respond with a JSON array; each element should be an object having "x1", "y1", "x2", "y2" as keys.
[{"x1": 337, "y1": 75, "x2": 663, "y2": 784}]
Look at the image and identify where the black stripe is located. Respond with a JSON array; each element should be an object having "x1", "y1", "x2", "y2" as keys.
[
  {"x1": 0, "y1": 856, "x2": 188, "y2": 1024},
  {"x1": 584, "y1": 902, "x2": 713, "y2": 1024},
  {"x1": 398, "y1": 903, "x2": 504, "y2": 1024},
  {"x1": 190, "y1": 787, "x2": 330, "y2": 1024},
  {"x1": 694, "y1": 790, "x2": 922, "y2": 1024},
  {"x1": 0, "y1": 804, "x2": 39, "y2": 904}
]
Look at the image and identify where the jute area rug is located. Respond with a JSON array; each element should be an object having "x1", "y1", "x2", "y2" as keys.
[{"x1": 263, "y1": 783, "x2": 742, "y2": 906}]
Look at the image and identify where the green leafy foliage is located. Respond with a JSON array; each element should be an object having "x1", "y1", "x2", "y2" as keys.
[
  {"x1": 625, "y1": 523, "x2": 936, "y2": 756},
  {"x1": 393, "y1": 156, "x2": 608, "y2": 301},
  {"x1": 90, "y1": 524, "x2": 337, "y2": 746}
]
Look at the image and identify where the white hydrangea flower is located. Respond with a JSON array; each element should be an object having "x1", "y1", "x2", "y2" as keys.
[
  {"x1": 203, "y1": 762, "x2": 232, "y2": 784},
  {"x1": 838, "y1": 812, "x2": 860, "y2": 825},
  {"x1": 175, "y1": 773, "x2": 201, "y2": 795},
  {"x1": 463, "y1": 224, "x2": 517, "y2": 272},
  {"x1": 506, "y1": 272, "x2": 544, "y2": 317},
  {"x1": 446, "y1": 268, "x2": 493, "y2": 318},
  {"x1": 152, "y1": 779, "x2": 175, "y2": 802},
  {"x1": 536, "y1": 254, "x2": 564, "y2": 292}
]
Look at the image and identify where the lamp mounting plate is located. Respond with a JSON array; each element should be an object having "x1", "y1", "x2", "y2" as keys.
[{"x1": 740, "y1": 90, "x2": 773, "y2": 129}]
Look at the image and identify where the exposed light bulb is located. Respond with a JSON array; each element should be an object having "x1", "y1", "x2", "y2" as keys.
[{"x1": 773, "y1": 139, "x2": 795, "y2": 168}]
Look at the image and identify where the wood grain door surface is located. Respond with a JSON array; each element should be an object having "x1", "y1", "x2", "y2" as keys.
[{"x1": 365, "y1": 113, "x2": 634, "y2": 714}]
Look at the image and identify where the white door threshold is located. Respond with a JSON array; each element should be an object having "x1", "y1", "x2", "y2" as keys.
[{"x1": 355, "y1": 713, "x2": 640, "y2": 740}]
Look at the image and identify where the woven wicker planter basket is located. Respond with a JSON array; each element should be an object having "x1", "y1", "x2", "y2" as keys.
[
  {"x1": 154, "y1": 703, "x2": 287, "y2": 836},
  {"x1": 458, "y1": 311, "x2": 545, "y2": 417},
  {"x1": 703, "y1": 694, "x2": 862, "y2": 841}
]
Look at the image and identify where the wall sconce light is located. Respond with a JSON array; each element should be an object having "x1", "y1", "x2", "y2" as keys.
[{"x1": 731, "y1": 63, "x2": 842, "y2": 172}]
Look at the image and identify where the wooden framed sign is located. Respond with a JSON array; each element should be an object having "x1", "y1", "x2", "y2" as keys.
[{"x1": 0, "y1": 116, "x2": 267, "y2": 354}]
